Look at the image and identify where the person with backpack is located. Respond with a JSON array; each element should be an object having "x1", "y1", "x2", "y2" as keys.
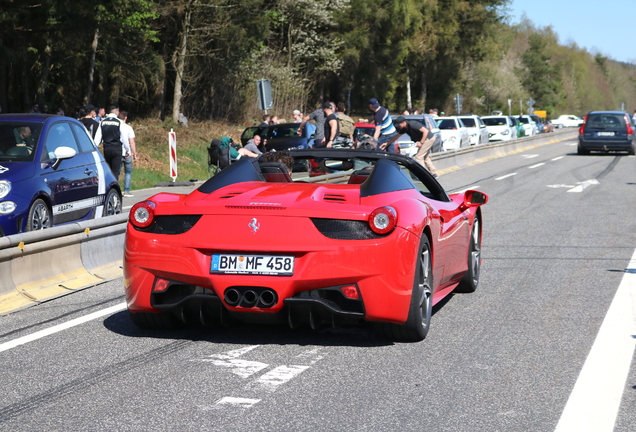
[{"x1": 336, "y1": 102, "x2": 355, "y2": 145}]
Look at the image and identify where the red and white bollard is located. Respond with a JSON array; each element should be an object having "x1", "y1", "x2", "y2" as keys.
[{"x1": 169, "y1": 128, "x2": 177, "y2": 182}]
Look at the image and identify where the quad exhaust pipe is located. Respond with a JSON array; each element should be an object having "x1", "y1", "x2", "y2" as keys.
[{"x1": 224, "y1": 287, "x2": 278, "y2": 308}]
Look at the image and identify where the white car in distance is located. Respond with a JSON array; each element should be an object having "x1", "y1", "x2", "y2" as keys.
[
  {"x1": 456, "y1": 115, "x2": 489, "y2": 145},
  {"x1": 481, "y1": 116, "x2": 516, "y2": 141},
  {"x1": 436, "y1": 117, "x2": 471, "y2": 150},
  {"x1": 551, "y1": 115, "x2": 584, "y2": 128}
]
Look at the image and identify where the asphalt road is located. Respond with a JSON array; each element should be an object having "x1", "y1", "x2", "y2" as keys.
[{"x1": 1, "y1": 136, "x2": 635, "y2": 431}]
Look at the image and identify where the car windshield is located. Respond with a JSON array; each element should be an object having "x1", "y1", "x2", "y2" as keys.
[
  {"x1": 586, "y1": 114, "x2": 625, "y2": 129},
  {"x1": 0, "y1": 121, "x2": 42, "y2": 162},
  {"x1": 518, "y1": 117, "x2": 529, "y2": 124},
  {"x1": 482, "y1": 118, "x2": 508, "y2": 126},
  {"x1": 460, "y1": 118, "x2": 476, "y2": 127},
  {"x1": 437, "y1": 119, "x2": 457, "y2": 130},
  {"x1": 354, "y1": 126, "x2": 374, "y2": 140}
]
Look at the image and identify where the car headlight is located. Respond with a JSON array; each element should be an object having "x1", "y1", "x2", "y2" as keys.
[
  {"x1": 0, "y1": 201, "x2": 16, "y2": 214},
  {"x1": 502, "y1": 130, "x2": 510, "y2": 135},
  {"x1": 0, "y1": 180, "x2": 10, "y2": 199}
]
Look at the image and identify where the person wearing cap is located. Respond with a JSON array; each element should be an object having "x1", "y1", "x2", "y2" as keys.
[
  {"x1": 80, "y1": 104, "x2": 99, "y2": 138},
  {"x1": 368, "y1": 98, "x2": 398, "y2": 153},
  {"x1": 292, "y1": 110, "x2": 303, "y2": 123},
  {"x1": 318, "y1": 102, "x2": 339, "y2": 148},
  {"x1": 387, "y1": 116, "x2": 437, "y2": 177}
]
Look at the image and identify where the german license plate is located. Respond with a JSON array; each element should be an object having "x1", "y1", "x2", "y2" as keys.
[
  {"x1": 597, "y1": 131, "x2": 615, "y2": 136},
  {"x1": 211, "y1": 254, "x2": 294, "y2": 275}
]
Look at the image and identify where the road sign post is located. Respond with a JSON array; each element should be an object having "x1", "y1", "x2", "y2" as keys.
[
  {"x1": 256, "y1": 79, "x2": 274, "y2": 114},
  {"x1": 169, "y1": 129, "x2": 177, "y2": 182}
]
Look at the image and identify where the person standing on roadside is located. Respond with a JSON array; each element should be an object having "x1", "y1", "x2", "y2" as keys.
[
  {"x1": 94, "y1": 105, "x2": 124, "y2": 180},
  {"x1": 79, "y1": 105, "x2": 99, "y2": 138},
  {"x1": 297, "y1": 103, "x2": 328, "y2": 148},
  {"x1": 319, "y1": 102, "x2": 339, "y2": 148},
  {"x1": 387, "y1": 116, "x2": 437, "y2": 177},
  {"x1": 95, "y1": 107, "x2": 105, "y2": 122},
  {"x1": 368, "y1": 98, "x2": 397, "y2": 153},
  {"x1": 118, "y1": 110, "x2": 137, "y2": 197},
  {"x1": 292, "y1": 110, "x2": 303, "y2": 123}
]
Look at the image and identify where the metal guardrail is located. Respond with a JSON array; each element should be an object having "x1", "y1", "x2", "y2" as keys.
[{"x1": 0, "y1": 129, "x2": 577, "y2": 315}]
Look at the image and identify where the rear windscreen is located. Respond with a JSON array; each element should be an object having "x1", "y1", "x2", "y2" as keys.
[
  {"x1": 586, "y1": 114, "x2": 625, "y2": 129},
  {"x1": 482, "y1": 118, "x2": 507, "y2": 126},
  {"x1": 460, "y1": 118, "x2": 476, "y2": 127}
]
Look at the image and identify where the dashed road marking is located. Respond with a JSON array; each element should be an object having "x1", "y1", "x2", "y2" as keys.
[
  {"x1": 495, "y1": 173, "x2": 517, "y2": 180},
  {"x1": 529, "y1": 163, "x2": 545, "y2": 169},
  {"x1": 522, "y1": 154, "x2": 539, "y2": 159},
  {"x1": 453, "y1": 185, "x2": 481, "y2": 194},
  {"x1": 552, "y1": 156, "x2": 565, "y2": 161}
]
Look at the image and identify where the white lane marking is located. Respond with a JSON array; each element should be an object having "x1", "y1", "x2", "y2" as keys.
[
  {"x1": 528, "y1": 163, "x2": 545, "y2": 169},
  {"x1": 522, "y1": 154, "x2": 539, "y2": 158},
  {"x1": 248, "y1": 365, "x2": 310, "y2": 392},
  {"x1": 567, "y1": 179, "x2": 599, "y2": 193},
  {"x1": 208, "y1": 345, "x2": 260, "y2": 360},
  {"x1": 567, "y1": 143, "x2": 577, "y2": 146},
  {"x1": 453, "y1": 185, "x2": 481, "y2": 194},
  {"x1": 495, "y1": 173, "x2": 517, "y2": 180},
  {"x1": 552, "y1": 156, "x2": 565, "y2": 161},
  {"x1": 0, "y1": 302, "x2": 127, "y2": 354},
  {"x1": 547, "y1": 184, "x2": 575, "y2": 189},
  {"x1": 194, "y1": 345, "x2": 268, "y2": 378},
  {"x1": 200, "y1": 359, "x2": 269, "y2": 378},
  {"x1": 555, "y1": 249, "x2": 636, "y2": 432},
  {"x1": 213, "y1": 397, "x2": 260, "y2": 409}
]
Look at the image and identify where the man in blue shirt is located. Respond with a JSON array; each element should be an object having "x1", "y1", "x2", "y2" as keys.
[{"x1": 369, "y1": 98, "x2": 397, "y2": 153}]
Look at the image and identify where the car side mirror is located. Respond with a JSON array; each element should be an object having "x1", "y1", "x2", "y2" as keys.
[
  {"x1": 460, "y1": 190, "x2": 488, "y2": 212},
  {"x1": 51, "y1": 146, "x2": 76, "y2": 169}
]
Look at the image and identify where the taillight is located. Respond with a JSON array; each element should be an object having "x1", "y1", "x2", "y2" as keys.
[
  {"x1": 368, "y1": 206, "x2": 397, "y2": 234},
  {"x1": 625, "y1": 115, "x2": 634, "y2": 135},
  {"x1": 340, "y1": 285, "x2": 360, "y2": 300},
  {"x1": 579, "y1": 115, "x2": 587, "y2": 135},
  {"x1": 130, "y1": 201, "x2": 156, "y2": 228},
  {"x1": 153, "y1": 277, "x2": 170, "y2": 292}
]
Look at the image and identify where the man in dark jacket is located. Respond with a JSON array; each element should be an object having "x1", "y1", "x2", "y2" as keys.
[{"x1": 94, "y1": 105, "x2": 123, "y2": 179}]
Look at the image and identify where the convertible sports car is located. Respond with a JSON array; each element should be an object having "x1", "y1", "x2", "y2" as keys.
[{"x1": 124, "y1": 150, "x2": 487, "y2": 341}]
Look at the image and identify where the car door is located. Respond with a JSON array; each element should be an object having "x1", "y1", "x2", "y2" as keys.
[
  {"x1": 39, "y1": 121, "x2": 97, "y2": 224},
  {"x1": 403, "y1": 164, "x2": 470, "y2": 288}
]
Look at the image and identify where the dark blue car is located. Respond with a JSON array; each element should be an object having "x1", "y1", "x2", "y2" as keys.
[{"x1": 0, "y1": 114, "x2": 122, "y2": 237}]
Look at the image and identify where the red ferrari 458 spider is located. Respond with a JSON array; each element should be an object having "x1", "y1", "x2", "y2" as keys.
[{"x1": 124, "y1": 149, "x2": 487, "y2": 341}]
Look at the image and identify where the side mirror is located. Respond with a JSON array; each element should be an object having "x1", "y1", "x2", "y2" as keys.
[
  {"x1": 51, "y1": 146, "x2": 76, "y2": 169},
  {"x1": 460, "y1": 190, "x2": 488, "y2": 211}
]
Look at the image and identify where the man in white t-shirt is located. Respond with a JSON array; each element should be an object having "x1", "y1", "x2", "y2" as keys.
[{"x1": 118, "y1": 111, "x2": 138, "y2": 197}]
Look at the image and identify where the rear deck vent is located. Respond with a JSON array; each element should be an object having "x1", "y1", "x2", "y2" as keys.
[
  {"x1": 225, "y1": 206, "x2": 287, "y2": 210},
  {"x1": 220, "y1": 192, "x2": 244, "y2": 199},
  {"x1": 323, "y1": 193, "x2": 347, "y2": 203}
]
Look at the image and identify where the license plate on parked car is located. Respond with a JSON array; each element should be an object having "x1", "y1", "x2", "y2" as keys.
[
  {"x1": 597, "y1": 131, "x2": 615, "y2": 136},
  {"x1": 211, "y1": 254, "x2": 294, "y2": 275}
]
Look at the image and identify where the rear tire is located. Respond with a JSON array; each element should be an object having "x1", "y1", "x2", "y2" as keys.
[
  {"x1": 104, "y1": 188, "x2": 122, "y2": 216},
  {"x1": 128, "y1": 310, "x2": 185, "y2": 330},
  {"x1": 577, "y1": 144, "x2": 590, "y2": 155},
  {"x1": 455, "y1": 218, "x2": 481, "y2": 293},
  {"x1": 378, "y1": 236, "x2": 433, "y2": 342},
  {"x1": 628, "y1": 144, "x2": 635, "y2": 156}
]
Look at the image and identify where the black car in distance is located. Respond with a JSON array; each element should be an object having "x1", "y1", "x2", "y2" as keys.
[{"x1": 578, "y1": 111, "x2": 636, "y2": 155}]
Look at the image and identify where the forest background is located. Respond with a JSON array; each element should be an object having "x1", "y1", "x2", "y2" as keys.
[{"x1": 2, "y1": 0, "x2": 636, "y2": 125}]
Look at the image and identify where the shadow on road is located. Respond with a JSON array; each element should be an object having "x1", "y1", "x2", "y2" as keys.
[{"x1": 103, "y1": 295, "x2": 454, "y2": 348}]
